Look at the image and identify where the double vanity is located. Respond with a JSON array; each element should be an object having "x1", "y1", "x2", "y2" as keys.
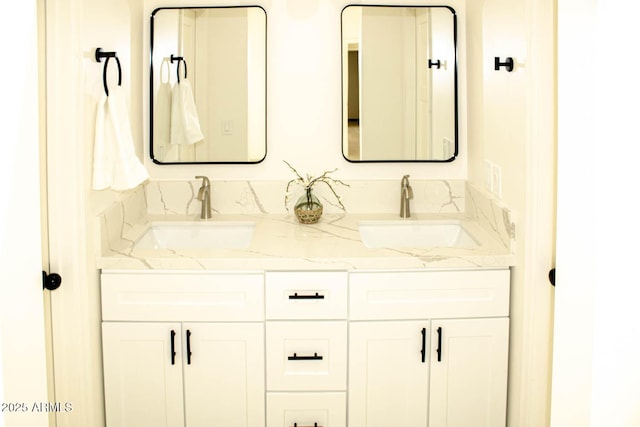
[
  {"x1": 95, "y1": 2, "x2": 515, "y2": 425},
  {"x1": 96, "y1": 180, "x2": 514, "y2": 427}
]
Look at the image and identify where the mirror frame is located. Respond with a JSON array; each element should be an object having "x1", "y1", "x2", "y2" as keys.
[
  {"x1": 340, "y1": 4, "x2": 458, "y2": 163},
  {"x1": 149, "y1": 5, "x2": 268, "y2": 165}
]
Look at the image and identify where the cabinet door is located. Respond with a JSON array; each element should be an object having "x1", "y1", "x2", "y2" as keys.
[
  {"x1": 182, "y1": 322, "x2": 265, "y2": 427},
  {"x1": 349, "y1": 321, "x2": 430, "y2": 427},
  {"x1": 102, "y1": 322, "x2": 185, "y2": 427},
  {"x1": 429, "y1": 318, "x2": 509, "y2": 427}
]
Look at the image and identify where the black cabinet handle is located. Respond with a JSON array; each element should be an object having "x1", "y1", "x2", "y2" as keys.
[
  {"x1": 293, "y1": 423, "x2": 320, "y2": 427},
  {"x1": 420, "y1": 328, "x2": 427, "y2": 363},
  {"x1": 288, "y1": 352, "x2": 323, "y2": 361},
  {"x1": 436, "y1": 327, "x2": 443, "y2": 362},
  {"x1": 549, "y1": 268, "x2": 556, "y2": 287},
  {"x1": 170, "y1": 330, "x2": 176, "y2": 365},
  {"x1": 288, "y1": 292, "x2": 325, "y2": 300},
  {"x1": 428, "y1": 59, "x2": 441, "y2": 69},
  {"x1": 186, "y1": 330, "x2": 192, "y2": 365}
]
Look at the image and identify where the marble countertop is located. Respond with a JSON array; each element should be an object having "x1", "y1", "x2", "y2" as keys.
[{"x1": 97, "y1": 212, "x2": 515, "y2": 271}]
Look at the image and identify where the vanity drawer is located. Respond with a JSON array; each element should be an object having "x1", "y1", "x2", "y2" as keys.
[
  {"x1": 266, "y1": 392, "x2": 346, "y2": 427},
  {"x1": 349, "y1": 269, "x2": 510, "y2": 320},
  {"x1": 101, "y1": 271, "x2": 264, "y2": 321},
  {"x1": 265, "y1": 271, "x2": 347, "y2": 320},
  {"x1": 266, "y1": 321, "x2": 347, "y2": 391}
]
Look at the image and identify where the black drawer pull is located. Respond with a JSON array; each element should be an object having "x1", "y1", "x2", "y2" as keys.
[
  {"x1": 293, "y1": 423, "x2": 320, "y2": 427},
  {"x1": 289, "y1": 292, "x2": 325, "y2": 300},
  {"x1": 436, "y1": 327, "x2": 443, "y2": 362},
  {"x1": 288, "y1": 352, "x2": 323, "y2": 361}
]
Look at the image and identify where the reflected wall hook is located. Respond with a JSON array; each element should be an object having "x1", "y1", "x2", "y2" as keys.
[
  {"x1": 428, "y1": 59, "x2": 442, "y2": 69},
  {"x1": 494, "y1": 57, "x2": 514, "y2": 72},
  {"x1": 95, "y1": 47, "x2": 122, "y2": 96},
  {"x1": 170, "y1": 54, "x2": 188, "y2": 83}
]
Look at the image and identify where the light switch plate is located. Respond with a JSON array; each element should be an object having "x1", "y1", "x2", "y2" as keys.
[{"x1": 222, "y1": 120, "x2": 233, "y2": 135}]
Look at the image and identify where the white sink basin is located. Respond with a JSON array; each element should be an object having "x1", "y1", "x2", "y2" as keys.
[
  {"x1": 134, "y1": 221, "x2": 255, "y2": 250},
  {"x1": 358, "y1": 220, "x2": 478, "y2": 249}
]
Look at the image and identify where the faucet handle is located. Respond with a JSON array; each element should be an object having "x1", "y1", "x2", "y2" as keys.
[
  {"x1": 406, "y1": 185, "x2": 414, "y2": 199},
  {"x1": 195, "y1": 175, "x2": 210, "y2": 187},
  {"x1": 401, "y1": 175, "x2": 413, "y2": 199}
]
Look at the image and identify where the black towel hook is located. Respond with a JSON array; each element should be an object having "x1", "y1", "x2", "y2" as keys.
[
  {"x1": 494, "y1": 56, "x2": 514, "y2": 72},
  {"x1": 95, "y1": 48, "x2": 122, "y2": 96},
  {"x1": 170, "y1": 54, "x2": 187, "y2": 83}
]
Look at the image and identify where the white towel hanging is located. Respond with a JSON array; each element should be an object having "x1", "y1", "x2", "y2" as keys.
[
  {"x1": 154, "y1": 58, "x2": 172, "y2": 152},
  {"x1": 92, "y1": 86, "x2": 149, "y2": 191},
  {"x1": 170, "y1": 78, "x2": 204, "y2": 145}
]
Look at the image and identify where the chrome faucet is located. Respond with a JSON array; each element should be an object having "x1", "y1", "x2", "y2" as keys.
[
  {"x1": 400, "y1": 175, "x2": 413, "y2": 218},
  {"x1": 196, "y1": 175, "x2": 212, "y2": 219}
]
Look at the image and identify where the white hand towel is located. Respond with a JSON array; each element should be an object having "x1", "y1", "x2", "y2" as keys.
[
  {"x1": 170, "y1": 78, "x2": 204, "y2": 145},
  {"x1": 153, "y1": 59, "x2": 172, "y2": 151},
  {"x1": 92, "y1": 86, "x2": 149, "y2": 191}
]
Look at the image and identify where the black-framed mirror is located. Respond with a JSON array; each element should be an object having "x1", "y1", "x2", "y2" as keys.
[
  {"x1": 150, "y1": 6, "x2": 267, "y2": 164},
  {"x1": 341, "y1": 5, "x2": 458, "y2": 162}
]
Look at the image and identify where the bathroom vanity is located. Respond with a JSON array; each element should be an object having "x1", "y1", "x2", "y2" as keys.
[{"x1": 97, "y1": 196, "x2": 514, "y2": 427}]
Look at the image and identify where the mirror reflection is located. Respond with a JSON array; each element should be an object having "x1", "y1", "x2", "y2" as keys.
[
  {"x1": 150, "y1": 6, "x2": 266, "y2": 164},
  {"x1": 341, "y1": 6, "x2": 457, "y2": 162}
]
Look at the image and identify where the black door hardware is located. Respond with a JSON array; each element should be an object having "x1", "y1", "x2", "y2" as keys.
[
  {"x1": 428, "y1": 59, "x2": 441, "y2": 69},
  {"x1": 494, "y1": 57, "x2": 514, "y2": 72},
  {"x1": 549, "y1": 268, "x2": 556, "y2": 287},
  {"x1": 186, "y1": 330, "x2": 192, "y2": 365},
  {"x1": 42, "y1": 271, "x2": 62, "y2": 290},
  {"x1": 436, "y1": 327, "x2": 443, "y2": 362},
  {"x1": 289, "y1": 292, "x2": 325, "y2": 300},
  {"x1": 421, "y1": 328, "x2": 427, "y2": 363},
  {"x1": 170, "y1": 330, "x2": 176, "y2": 365},
  {"x1": 288, "y1": 352, "x2": 323, "y2": 361}
]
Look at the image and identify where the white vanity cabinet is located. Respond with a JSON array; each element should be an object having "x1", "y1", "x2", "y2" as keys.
[
  {"x1": 265, "y1": 271, "x2": 348, "y2": 427},
  {"x1": 99, "y1": 267, "x2": 510, "y2": 427},
  {"x1": 100, "y1": 271, "x2": 265, "y2": 427},
  {"x1": 348, "y1": 269, "x2": 510, "y2": 427}
]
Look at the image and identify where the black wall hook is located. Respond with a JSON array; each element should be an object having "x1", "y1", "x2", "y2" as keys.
[
  {"x1": 428, "y1": 59, "x2": 442, "y2": 69},
  {"x1": 95, "y1": 48, "x2": 122, "y2": 96},
  {"x1": 170, "y1": 54, "x2": 188, "y2": 83},
  {"x1": 494, "y1": 57, "x2": 514, "y2": 72}
]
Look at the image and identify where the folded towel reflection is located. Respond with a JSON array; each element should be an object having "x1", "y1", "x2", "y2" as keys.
[
  {"x1": 93, "y1": 86, "x2": 149, "y2": 191},
  {"x1": 170, "y1": 79, "x2": 204, "y2": 145}
]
